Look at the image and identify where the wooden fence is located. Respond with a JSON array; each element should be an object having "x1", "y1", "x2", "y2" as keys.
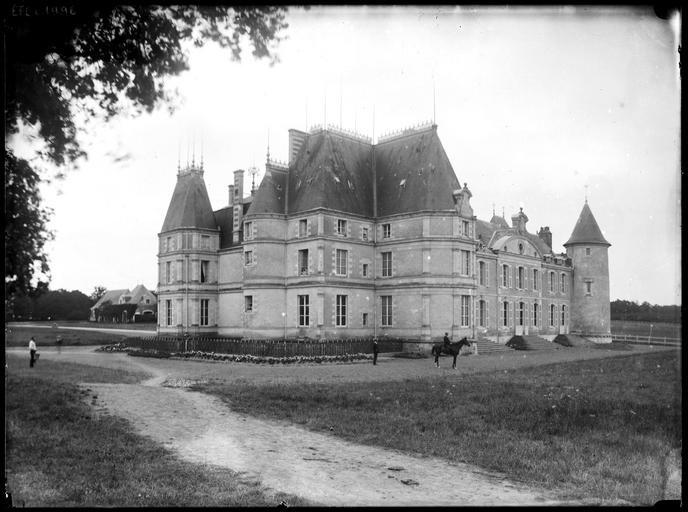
[
  {"x1": 124, "y1": 336, "x2": 404, "y2": 357},
  {"x1": 611, "y1": 333, "x2": 681, "y2": 347}
]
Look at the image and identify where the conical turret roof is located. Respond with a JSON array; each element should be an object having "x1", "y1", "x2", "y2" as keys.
[
  {"x1": 161, "y1": 168, "x2": 217, "y2": 232},
  {"x1": 564, "y1": 202, "x2": 610, "y2": 246}
]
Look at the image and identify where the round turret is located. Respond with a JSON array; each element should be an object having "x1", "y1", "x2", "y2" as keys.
[{"x1": 564, "y1": 202, "x2": 611, "y2": 342}]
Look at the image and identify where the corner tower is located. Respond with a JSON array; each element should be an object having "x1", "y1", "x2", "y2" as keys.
[
  {"x1": 564, "y1": 201, "x2": 611, "y2": 343},
  {"x1": 157, "y1": 163, "x2": 219, "y2": 336}
]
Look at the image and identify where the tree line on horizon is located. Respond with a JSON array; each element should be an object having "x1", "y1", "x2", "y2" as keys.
[{"x1": 5, "y1": 287, "x2": 681, "y2": 325}]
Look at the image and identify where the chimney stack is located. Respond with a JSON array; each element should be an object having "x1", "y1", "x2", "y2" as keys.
[
  {"x1": 538, "y1": 226, "x2": 552, "y2": 248},
  {"x1": 228, "y1": 184, "x2": 235, "y2": 207},
  {"x1": 288, "y1": 129, "x2": 308, "y2": 164}
]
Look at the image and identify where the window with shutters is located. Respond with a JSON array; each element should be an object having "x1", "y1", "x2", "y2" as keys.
[
  {"x1": 336, "y1": 295, "x2": 347, "y2": 326},
  {"x1": 461, "y1": 250, "x2": 470, "y2": 276},
  {"x1": 298, "y1": 249, "x2": 309, "y2": 275},
  {"x1": 200, "y1": 260, "x2": 209, "y2": 283},
  {"x1": 533, "y1": 269, "x2": 539, "y2": 291},
  {"x1": 502, "y1": 264, "x2": 509, "y2": 287},
  {"x1": 550, "y1": 304, "x2": 556, "y2": 327},
  {"x1": 479, "y1": 300, "x2": 487, "y2": 327},
  {"x1": 382, "y1": 223, "x2": 391, "y2": 239},
  {"x1": 298, "y1": 295, "x2": 310, "y2": 326},
  {"x1": 381, "y1": 296, "x2": 393, "y2": 326},
  {"x1": 337, "y1": 219, "x2": 348, "y2": 236},
  {"x1": 478, "y1": 261, "x2": 486, "y2": 286},
  {"x1": 503, "y1": 301, "x2": 509, "y2": 327},
  {"x1": 200, "y1": 299, "x2": 209, "y2": 326},
  {"x1": 382, "y1": 252, "x2": 393, "y2": 277},
  {"x1": 166, "y1": 300, "x2": 172, "y2": 326},
  {"x1": 518, "y1": 302, "x2": 525, "y2": 326},
  {"x1": 461, "y1": 295, "x2": 470, "y2": 327},
  {"x1": 335, "y1": 249, "x2": 348, "y2": 276},
  {"x1": 244, "y1": 296, "x2": 253, "y2": 313},
  {"x1": 299, "y1": 219, "x2": 308, "y2": 237},
  {"x1": 561, "y1": 304, "x2": 567, "y2": 326},
  {"x1": 165, "y1": 261, "x2": 171, "y2": 284}
]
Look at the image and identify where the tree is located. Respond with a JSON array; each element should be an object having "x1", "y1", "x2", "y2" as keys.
[
  {"x1": 33, "y1": 289, "x2": 92, "y2": 321},
  {"x1": 90, "y1": 285, "x2": 108, "y2": 304},
  {"x1": 4, "y1": 4, "x2": 289, "y2": 308}
]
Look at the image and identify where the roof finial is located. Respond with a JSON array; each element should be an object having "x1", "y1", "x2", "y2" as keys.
[
  {"x1": 324, "y1": 87, "x2": 327, "y2": 128},
  {"x1": 492, "y1": 203, "x2": 495, "y2": 217},
  {"x1": 186, "y1": 134, "x2": 190, "y2": 168},
  {"x1": 177, "y1": 138, "x2": 181, "y2": 171},
  {"x1": 584, "y1": 184, "x2": 588, "y2": 204},
  {"x1": 200, "y1": 131, "x2": 204, "y2": 170},
  {"x1": 502, "y1": 206, "x2": 505, "y2": 218},
  {"x1": 339, "y1": 75, "x2": 343, "y2": 128},
  {"x1": 432, "y1": 74, "x2": 436, "y2": 125},
  {"x1": 372, "y1": 105, "x2": 376, "y2": 143},
  {"x1": 191, "y1": 130, "x2": 196, "y2": 167}
]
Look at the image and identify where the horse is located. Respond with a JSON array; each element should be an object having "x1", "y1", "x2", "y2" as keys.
[{"x1": 431, "y1": 337, "x2": 472, "y2": 369}]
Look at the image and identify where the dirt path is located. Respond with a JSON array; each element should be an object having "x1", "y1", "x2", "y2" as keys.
[
  {"x1": 13, "y1": 345, "x2": 676, "y2": 505},
  {"x1": 85, "y1": 375, "x2": 570, "y2": 506}
]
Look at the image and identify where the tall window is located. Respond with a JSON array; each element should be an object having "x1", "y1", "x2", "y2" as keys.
[
  {"x1": 462, "y1": 220, "x2": 470, "y2": 237},
  {"x1": 502, "y1": 264, "x2": 509, "y2": 287},
  {"x1": 381, "y1": 296, "x2": 393, "y2": 326},
  {"x1": 337, "y1": 219, "x2": 348, "y2": 236},
  {"x1": 585, "y1": 281, "x2": 592, "y2": 295},
  {"x1": 165, "y1": 261, "x2": 171, "y2": 284},
  {"x1": 298, "y1": 295, "x2": 310, "y2": 326},
  {"x1": 461, "y1": 250, "x2": 470, "y2": 276},
  {"x1": 550, "y1": 271, "x2": 555, "y2": 293},
  {"x1": 336, "y1": 295, "x2": 347, "y2": 326},
  {"x1": 298, "y1": 249, "x2": 309, "y2": 275},
  {"x1": 533, "y1": 269, "x2": 539, "y2": 291},
  {"x1": 335, "y1": 249, "x2": 348, "y2": 276},
  {"x1": 478, "y1": 261, "x2": 486, "y2": 286},
  {"x1": 201, "y1": 235, "x2": 210, "y2": 249},
  {"x1": 503, "y1": 301, "x2": 509, "y2": 327},
  {"x1": 518, "y1": 302, "x2": 525, "y2": 326},
  {"x1": 561, "y1": 304, "x2": 567, "y2": 326},
  {"x1": 362, "y1": 227, "x2": 369, "y2": 241},
  {"x1": 479, "y1": 300, "x2": 486, "y2": 327},
  {"x1": 299, "y1": 219, "x2": 308, "y2": 237},
  {"x1": 550, "y1": 304, "x2": 556, "y2": 327},
  {"x1": 362, "y1": 312, "x2": 368, "y2": 326},
  {"x1": 382, "y1": 251, "x2": 392, "y2": 277},
  {"x1": 200, "y1": 260, "x2": 209, "y2": 283},
  {"x1": 585, "y1": 247, "x2": 591, "y2": 256},
  {"x1": 533, "y1": 303, "x2": 539, "y2": 327},
  {"x1": 166, "y1": 300, "x2": 172, "y2": 326},
  {"x1": 561, "y1": 274, "x2": 568, "y2": 293},
  {"x1": 362, "y1": 263, "x2": 369, "y2": 277},
  {"x1": 461, "y1": 295, "x2": 470, "y2": 327},
  {"x1": 244, "y1": 296, "x2": 253, "y2": 313},
  {"x1": 244, "y1": 221, "x2": 253, "y2": 240},
  {"x1": 382, "y1": 223, "x2": 391, "y2": 238},
  {"x1": 200, "y1": 299, "x2": 209, "y2": 326},
  {"x1": 165, "y1": 236, "x2": 171, "y2": 252},
  {"x1": 517, "y1": 267, "x2": 524, "y2": 289}
]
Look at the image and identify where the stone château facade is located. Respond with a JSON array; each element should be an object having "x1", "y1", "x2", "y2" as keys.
[{"x1": 156, "y1": 123, "x2": 612, "y2": 346}]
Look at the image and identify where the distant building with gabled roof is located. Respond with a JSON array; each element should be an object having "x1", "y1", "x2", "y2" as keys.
[
  {"x1": 156, "y1": 123, "x2": 611, "y2": 346},
  {"x1": 90, "y1": 285, "x2": 157, "y2": 323}
]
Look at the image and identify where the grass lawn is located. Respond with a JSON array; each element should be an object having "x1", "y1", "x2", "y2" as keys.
[
  {"x1": 4, "y1": 353, "x2": 311, "y2": 507},
  {"x1": 196, "y1": 350, "x2": 682, "y2": 505},
  {"x1": 5, "y1": 326, "x2": 131, "y2": 347}
]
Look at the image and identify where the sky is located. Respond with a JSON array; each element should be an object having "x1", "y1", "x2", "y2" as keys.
[{"x1": 11, "y1": 6, "x2": 681, "y2": 305}]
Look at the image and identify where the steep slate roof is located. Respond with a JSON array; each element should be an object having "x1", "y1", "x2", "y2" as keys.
[
  {"x1": 375, "y1": 126, "x2": 460, "y2": 216},
  {"x1": 245, "y1": 167, "x2": 287, "y2": 215},
  {"x1": 564, "y1": 202, "x2": 610, "y2": 246},
  {"x1": 287, "y1": 131, "x2": 373, "y2": 216},
  {"x1": 161, "y1": 169, "x2": 217, "y2": 232},
  {"x1": 90, "y1": 289, "x2": 129, "y2": 310},
  {"x1": 213, "y1": 206, "x2": 234, "y2": 249}
]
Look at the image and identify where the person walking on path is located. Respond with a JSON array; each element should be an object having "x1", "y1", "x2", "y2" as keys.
[
  {"x1": 29, "y1": 337, "x2": 37, "y2": 367},
  {"x1": 56, "y1": 334, "x2": 63, "y2": 354},
  {"x1": 372, "y1": 338, "x2": 379, "y2": 365}
]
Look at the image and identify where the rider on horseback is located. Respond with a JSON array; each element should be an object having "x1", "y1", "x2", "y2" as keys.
[{"x1": 443, "y1": 332, "x2": 451, "y2": 348}]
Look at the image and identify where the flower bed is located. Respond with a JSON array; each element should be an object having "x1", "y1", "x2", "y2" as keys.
[{"x1": 171, "y1": 351, "x2": 373, "y2": 365}]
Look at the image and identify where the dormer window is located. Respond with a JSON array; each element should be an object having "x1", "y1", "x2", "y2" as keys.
[{"x1": 518, "y1": 242, "x2": 524, "y2": 254}]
